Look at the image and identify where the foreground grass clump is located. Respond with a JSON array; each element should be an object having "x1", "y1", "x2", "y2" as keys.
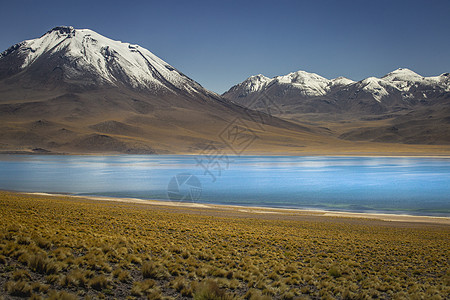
[
  {"x1": 0, "y1": 191, "x2": 449, "y2": 299},
  {"x1": 194, "y1": 279, "x2": 233, "y2": 300}
]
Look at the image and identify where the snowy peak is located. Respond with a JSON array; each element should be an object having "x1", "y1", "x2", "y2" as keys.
[
  {"x1": 0, "y1": 26, "x2": 207, "y2": 95},
  {"x1": 359, "y1": 77, "x2": 390, "y2": 102},
  {"x1": 44, "y1": 26, "x2": 76, "y2": 37},
  {"x1": 250, "y1": 74, "x2": 271, "y2": 81},
  {"x1": 331, "y1": 76, "x2": 355, "y2": 84},
  {"x1": 274, "y1": 71, "x2": 330, "y2": 96},
  {"x1": 230, "y1": 74, "x2": 271, "y2": 96},
  {"x1": 438, "y1": 73, "x2": 450, "y2": 86},
  {"x1": 247, "y1": 74, "x2": 271, "y2": 86},
  {"x1": 226, "y1": 70, "x2": 355, "y2": 98},
  {"x1": 229, "y1": 70, "x2": 333, "y2": 97},
  {"x1": 382, "y1": 68, "x2": 423, "y2": 82},
  {"x1": 275, "y1": 70, "x2": 328, "y2": 84},
  {"x1": 329, "y1": 76, "x2": 355, "y2": 87}
]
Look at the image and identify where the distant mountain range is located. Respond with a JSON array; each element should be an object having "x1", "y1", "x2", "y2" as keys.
[
  {"x1": 0, "y1": 26, "x2": 449, "y2": 155},
  {"x1": 223, "y1": 68, "x2": 450, "y2": 114},
  {"x1": 223, "y1": 69, "x2": 450, "y2": 145}
]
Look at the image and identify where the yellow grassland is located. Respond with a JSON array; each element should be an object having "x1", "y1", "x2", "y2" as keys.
[{"x1": 0, "y1": 191, "x2": 449, "y2": 299}]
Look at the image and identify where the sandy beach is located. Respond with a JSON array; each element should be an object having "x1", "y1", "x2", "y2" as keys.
[{"x1": 26, "y1": 192, "x2": 450, "y2": 225}]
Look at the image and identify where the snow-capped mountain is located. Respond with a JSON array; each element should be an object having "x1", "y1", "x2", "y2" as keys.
[
  {"x1": 227, "y1": 71, "x2": 354, "y2": 98},
  {"x1": 223, "y1": 68, "x2": 450, "y2": 114},
  {"x1": 0, "y1": 26, "x2": 315, "y2": 154},
  {"x1": 0, "y1": 26, "x2": 210, "y2": 96},
  {"x1": 355, "y1": 68, "x2": 450, "y2": 102}
]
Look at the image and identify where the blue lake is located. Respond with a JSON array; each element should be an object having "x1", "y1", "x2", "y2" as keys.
[{"x1": 0, "y1": 155, "x2": 449, "y2": 216}]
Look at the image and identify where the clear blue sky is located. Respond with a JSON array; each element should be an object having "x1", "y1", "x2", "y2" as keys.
[{"x1": 0, "y1": 0, "x2": 449, "y2": 93}]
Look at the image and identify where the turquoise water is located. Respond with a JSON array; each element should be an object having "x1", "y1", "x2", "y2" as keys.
[{"x1": 0, "y1": 155, "x2": 449, "y2": 216}]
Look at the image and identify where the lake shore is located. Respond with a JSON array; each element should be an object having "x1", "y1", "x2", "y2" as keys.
[
  {"x1": 26, "y1": 192, "x2": 450, "y2": 225},
  {"x1": 2, "y1": 151, "x2": 450, "y2": 158}
]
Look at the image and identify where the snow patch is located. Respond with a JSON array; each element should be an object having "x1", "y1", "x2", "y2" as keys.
[
  {"x1": 360, "y1": 77, "x2": 389, "y2": 102},
  {"x1": 275, "y1": 71, "x2": 330, "y2": 96},
  {"x1": 329, "y1": 76, "x2": 355, "y2": 87},
  {"x1": 240, "y1": 74, "x2": 271, "y2": 93}
]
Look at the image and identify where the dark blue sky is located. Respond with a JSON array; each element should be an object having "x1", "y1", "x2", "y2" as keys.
[{"x1": 0, "y1": 0, "x2": 449, "y2": 93}]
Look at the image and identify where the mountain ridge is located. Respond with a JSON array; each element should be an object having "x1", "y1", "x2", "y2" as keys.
[{"x1": 224, "y1": 68, "x2": 449, "y2": 102}]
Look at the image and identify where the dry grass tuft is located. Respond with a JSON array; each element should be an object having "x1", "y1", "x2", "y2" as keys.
[
  {"x1": 47, "y1": 290, "x2": 78, "y2": 300},
  {"x1": 328, "y1": 266, "x2": 342, "y2": 278},
  {"x1": 88, "y1": 275, "x2": 109, "y2": 291},
  {"x1": 28, "y1": 253, "x2": 59, "y2": 274},
  {"x1": 131, "y1": 279, "x2": 159, "y2": 297},
  {"x1": 194, "y1": 279, "x2": 234, "y2": 300},
  {"x1": 142, "y1": 261, "x2": 169, "y2": 279},
  {"x1": 5, "y1": 280, "x2": 32, "y2": 297}
]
